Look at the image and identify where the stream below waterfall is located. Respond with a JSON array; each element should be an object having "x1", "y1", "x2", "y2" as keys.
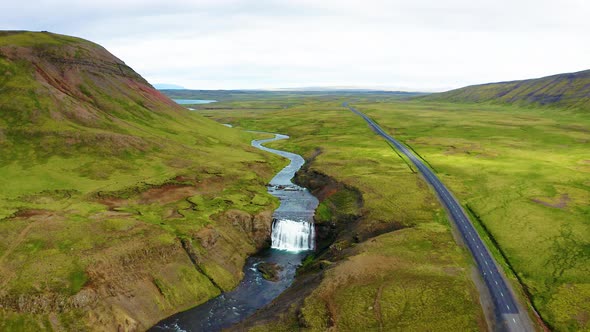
[{"x1": 150, "y1": 133, "x2": 318, "y2": 332}]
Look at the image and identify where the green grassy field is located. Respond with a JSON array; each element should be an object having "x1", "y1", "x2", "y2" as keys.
[
  {"x1": 193, "y1": 95, "x2": 589, "y2": 331},
  {"x1": 359, "y1": 101, "x2": 590, "y2": 331}
]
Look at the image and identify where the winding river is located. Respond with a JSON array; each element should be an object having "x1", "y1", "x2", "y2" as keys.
[{"x1": 150, "y1": 134, "x2": 318, "y2": 332}]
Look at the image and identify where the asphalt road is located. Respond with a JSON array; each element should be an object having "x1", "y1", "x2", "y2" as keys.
[{"x1": 346, "y1": 103, "x2": 534, "y2": 332}]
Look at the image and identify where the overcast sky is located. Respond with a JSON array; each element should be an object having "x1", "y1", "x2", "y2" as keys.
[{"x1": 1, "y1": 0, "x2": 589, "y2": 91}]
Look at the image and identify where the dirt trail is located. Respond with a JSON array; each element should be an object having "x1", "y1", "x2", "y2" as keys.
[
  {"x1": 0, "y1": 209, "x2": 60, "y2": 289},
  {"x1": 531, "y1": 193, "x2": 570, "y2": 209},
  {"x1": 373, "y1": 283, "x2": 385, "y2": 331},
  {"x1": 0, "y1": 222, "x2": 36, "y2": 288},
  {"x1": 0, "y1": 223, "x2": 36, "y2": 265}
]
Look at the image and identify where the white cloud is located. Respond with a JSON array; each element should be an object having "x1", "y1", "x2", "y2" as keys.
[{"x1": 1, "y1": 0, "x2": 589, "y2": 90}]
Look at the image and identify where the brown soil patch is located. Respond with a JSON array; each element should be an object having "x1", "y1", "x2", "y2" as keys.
[
  {"x1": 139, "y1": 184, "x2": 199, "y2": 204},
  {"x1": 531, "y1": 193, "x2": 570, "y2": 209},
  {"x1": 173, "y1": 175, "x2": 193, "y2": 182},
  {"x1": 558, "y1": 124, "x2": 590, "y2": 133},
  {"x1": 89, "y1": 211, "x2": 134, "y2": 220},
  {"x1": 358, "y1": 220, "x2": 405, "y2": 241},
  {"x1": 443, "y1": 144, "x2": 472, "y2": 155},
  {"x1": 575, "y1": 311, "x2": 589, "y2": 327},
  {"x1": 443, "y1": 143, "x2": 497, "y2": 158},
  {"x1": 96, "y1": 177, "x2": 224, "y2": 209},
  {"x1": 165, "y1": 208, "x2": 183, "y2": 219},
  {"x1": 139, "y1": 176, "x2": 225, "y2": 205},
  {"x1": 12, "y1": 209, "x2": 54, "y2": 219},
  {"x1": 373, "y1": 283, "x2": 385, "y2": 330},
  {"x1": 96, "y1": 197, "x2": 127, "y2": 210},
  {"x1": 315, "y1": 186, "x2": 339, "y2": 201}
]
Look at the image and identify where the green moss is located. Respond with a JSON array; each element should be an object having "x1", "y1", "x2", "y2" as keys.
[
  {"x1": 324, "y1": 189, "x2": 360, "y2": 219},
  {"x1": 0, "y1": 311, "x2": 53, "y2": 332},
  {"x1": 151, "y1": 267, "x2": 221, "y2": 308},
  {"x1": 251, "y1": 193, "x2": 269, "y2": 206},
  {"x1": 314, "y1": 202, "x2": 332, "y2": 222},
  {"x1": 23, "y1": 238, "x2": 45, "y2": 253},
  {"x1": 103, "y1": 218, "x2": 137, "y2": 232},
  {"x1": 68, "y1": 269, "x2": 88, "y2": 295},
  {"x1": 545, "y1": 283, "x2": 590, "y2": 331},
  {"x1": 301, "y1": 296, "x2": 331, "y2": 331},
  {"x1": 58, "y1": 308, "x2": 95, "y2": 331},
  {"x1": 78, "y1": 84, "x2": 92, "y2": 97}
]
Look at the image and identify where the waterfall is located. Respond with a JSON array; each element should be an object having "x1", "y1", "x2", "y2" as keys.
[{"x1": 271, "y1": 219, "x2": 315, "y2": 251}]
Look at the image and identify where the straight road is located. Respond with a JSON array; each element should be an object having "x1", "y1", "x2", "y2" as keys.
[{"x1": 346, "y1": 103, "x2": 534, "y2": 332}]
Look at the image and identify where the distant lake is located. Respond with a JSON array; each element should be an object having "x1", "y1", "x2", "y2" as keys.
[{"x1": 173, "y1": 99, "x2": 217, "y2": 105}]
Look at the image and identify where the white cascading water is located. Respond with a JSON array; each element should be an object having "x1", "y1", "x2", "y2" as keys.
[{"x1": 271, "y1": 219, "x2": 315, "y2": 251}]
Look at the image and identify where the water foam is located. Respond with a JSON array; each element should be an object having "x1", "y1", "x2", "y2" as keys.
[{"x1": 271, "y1": 219, "x2": 315, "y2": 251}]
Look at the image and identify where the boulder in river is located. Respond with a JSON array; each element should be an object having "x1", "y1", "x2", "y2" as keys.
[{"x1": 257, "y1": 262, "x2": 282, "y2": 281}]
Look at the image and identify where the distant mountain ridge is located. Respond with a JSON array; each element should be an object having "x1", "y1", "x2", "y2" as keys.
[{"x1": 420, "y1": 69, "x2": 590, "y2": 111}]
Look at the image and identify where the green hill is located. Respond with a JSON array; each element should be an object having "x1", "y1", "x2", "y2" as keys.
[
  {"x1": 0, "y1": 31, "x2": 282, "y2": 331},
  {"x1": 420, "y1": 69, "x2": 590, "y2": 111}
]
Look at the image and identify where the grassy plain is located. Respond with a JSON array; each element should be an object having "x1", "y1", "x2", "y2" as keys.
[
  {"x1": 197, "y1": 97, "x2": 486, "y2": 331},
  {"x1": 359, "y1": 101, "x2": 590, "y2": 331},
  {"x1": 195, "y1": 94, "x2": 589, "y2": 331}
]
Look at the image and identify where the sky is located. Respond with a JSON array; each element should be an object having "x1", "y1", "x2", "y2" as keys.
[{"x1": 1, "y1": 0, "x2": 589, "y2": 91}]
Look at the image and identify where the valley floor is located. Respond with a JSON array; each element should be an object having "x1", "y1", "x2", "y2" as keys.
[{"x1": 198, "y1": 94, "x2": 589, "y2": 331}]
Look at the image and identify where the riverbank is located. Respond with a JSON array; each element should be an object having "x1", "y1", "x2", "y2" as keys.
[{"x1": 150, "y1": 133, "x2": 319, "y2": 331}]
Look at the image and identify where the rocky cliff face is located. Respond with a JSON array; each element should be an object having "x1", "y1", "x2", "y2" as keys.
[{"x1": 0, "y1": 209, "x2": 273, "y2": 331}]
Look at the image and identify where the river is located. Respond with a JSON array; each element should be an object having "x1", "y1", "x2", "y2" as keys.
[{"x1": 150, "y1": 133, "x2": 318, "y2": 331}]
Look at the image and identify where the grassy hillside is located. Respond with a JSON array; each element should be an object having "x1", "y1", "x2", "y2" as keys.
[
  {"x1": 404, "y1": 70, "x2": 589, "y2": 330},
  {"x1": 0, "y1": 31, "x2": 286, "y2": 331},
  {"x1": 420, "y1": 69, "x2": 590, "y2": 111}
]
